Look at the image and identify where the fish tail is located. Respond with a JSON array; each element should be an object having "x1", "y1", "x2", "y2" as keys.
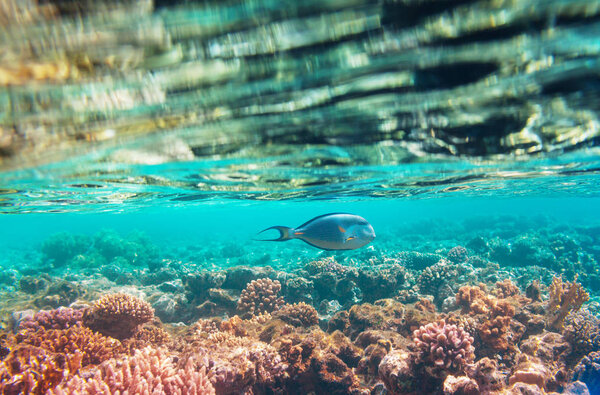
[{"x1": 255, "y1": 226, "x2": 295, "y2": 241}]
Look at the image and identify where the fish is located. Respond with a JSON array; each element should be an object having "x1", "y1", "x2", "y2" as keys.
[{"x1": 256, "y1": 213, "x2": 375, "y2": 250}]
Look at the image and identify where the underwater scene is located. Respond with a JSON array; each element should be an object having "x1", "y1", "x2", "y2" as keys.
[{"x1": 1, "y1": 0, "x2": 600, "y2": 394}]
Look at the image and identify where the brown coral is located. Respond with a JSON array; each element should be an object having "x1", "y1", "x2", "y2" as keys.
[
  {"x1": 519, "y1": 331, "x2": 572, "y2": 391},
  {"x1": 123, "y1": 324, "x2": 170, "y2": 353},
  {"x1": 50, "y1": 347, "x2": 215, "y2": 395},
  {"x1": 347, "y1": 299, "x2": 406, "y2": 338},
  {"x1": 176, "y1": 328, "x2": 287, "y2": 394},
  {"x1": 0, "y1": 346, "x2": 82, "y2": 395},
  {"x1": 274, "y1": 302, "x2": 319, "y2": 327},
  {"x1": 456, "y1": 284, "x2": 494, "y2": 315},
  {"x1": 197, "y1": 332, "x2": 286, "y2": 394},
  {"x1": 492, "y1": 279, "x2": 521, "y2": 299},
  {"x1": 16, "y1": 326, "x2": 122, "y2": 366},
  {"x1": 237, "y1": 278, "x2": 285, "y2": 316},
  {"x1": 464, "y1": 357, "x2": 504, "y2": 392},
  {"x1": 378, "y1": 349, "x2": 420, "y2": 394},
  {"x1": 83, "y1": 293, "x2": 155, "y2": 339},
  {"x1": 479, "y1": 316, "x2": 513, "y2": 351},
  {"x1": 443, "y1": 375, "x2": 480, "y2": 395},
  {"x1": 274, "y1": 328, "x2": 365, "y2": 394}
]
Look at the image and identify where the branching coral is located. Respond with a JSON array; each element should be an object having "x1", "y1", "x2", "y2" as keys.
[
  {"x1": 0, "y1": 346, "x2": 83, "y2": 395},
  {"x1": 447, "y1": 246, "x2": 469, "y2": 264},
  {"x1": 304, "y1": 257, "x2": 350, "y2": 277},
  {"x1": 274, "y1": 302, "x2": 319, "y2": 327},
  {"x1": 18, "y1": 307, "x2": 83, "y2": 331},
  {"x1": 123, "y1": 324, "x2": 171, "y2": 353},
  {"x1": 412, "y1": 319, "x2": 475, "y2": 372},
  {"x1": 16, "y1": 326, "x2": 122, "y2": 366},
  {"x1": 237, "y1": 278, "x2": 285, "y2": 316},
  {"x1": 50, "y1": 347, "x2": 215, "y2": 395},
  {"x1": 83, "y1": 293, "x2": 154, "y2": 339},
  {"x1": 547, "y1": 276, "x2": 589, "y2": 330},
  {"x1": 416, "y1": 261, "x2": 460, "y2": 305}
]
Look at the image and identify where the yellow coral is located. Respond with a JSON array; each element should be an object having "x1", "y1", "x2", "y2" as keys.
[{"x1": 547, "y1": 276, "x2": 589, "y2": 330}]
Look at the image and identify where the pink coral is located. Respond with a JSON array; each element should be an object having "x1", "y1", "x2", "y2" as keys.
[
  {"x1": 237, "y1": 278, "x2": 285, "y2": 316},
  {"x1": 50, "y1": 347, "x2": 215, "y2": 395},
  {"x1": 83, "y1": 293, "x2": 154, "y2": 339},
  {"x1": 18, "y1": 307, "x2": 83, "y2": 331},
  {"x1": 413, "y1": 319, "x2": 475, "y2": 371}
]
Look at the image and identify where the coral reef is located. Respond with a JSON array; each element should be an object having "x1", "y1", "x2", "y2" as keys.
[
  {"x1": 564, "y1": 310, "x2": 600, "y2": 360},
  {"x1": 122, "y1": 324, "x2": 171, "y2": 353},
  {"x1": 379, "y1": 349, "x2": 420, "y2": 393},
  {"x1": 41, "y1": 232, "x2": 90, "y2": 267},
  {"x1": 547, "y1": 276, "x2": 590, "y2": 330},
  {"x1": 573, "y1": 351, "x2": 600, "y2": 394},
  {"x1": 412, "y1": 319, "x2": 475, "y2": 373},
  {"x1": 18, "y1": 307, "x2": 83, "y2": 331},
  {"x1": 0, "y1": 346, "x2": 83, "y2": 395},
  {"x1": 51, "y1": 347, "x2": 215, "y2": 394},
  {"x1": 447, "y1": 246, "x2": 469, "y2": 264},
  {"x1": 237, "y1": 278, "x2": 285, "y2": 316},
  {"x1": 2, "y1": 219, "x2": 600, "y2": 394},
  {"x1": 274, "y1": 302, "x2": 319, "y2": 327},
  {"x1": 177, "y1": 326, "x2": 287, "y2": 394},
  {"x1": 83, "y1": 293, "x2": 154, "y2": 339},
  {"x1": 17, "y1": 326, "x2": 122, "y2": 366}
]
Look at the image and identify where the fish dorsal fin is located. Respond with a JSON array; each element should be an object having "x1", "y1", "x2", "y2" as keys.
[{"x1": 297, "y1": 212, "x2": 353, "y2": 229}]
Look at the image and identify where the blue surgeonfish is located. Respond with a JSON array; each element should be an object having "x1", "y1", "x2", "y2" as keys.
[{"x1": 256, "y1": 213, "x2": 375, "y2": 250}]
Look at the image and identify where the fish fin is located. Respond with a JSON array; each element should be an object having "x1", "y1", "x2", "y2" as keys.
[
  {"x1": 296, "y1": 212, "x2": 353, "y2": 229},
  {"x1": 338, "y1": 225, "x2": 346, "y2": 233},
  {"x1": 255, "y1": 226, "x2": 295, "y2": 241},
  {"x1": 299, "y1": 238, "x2": 337, "y2": 250}
]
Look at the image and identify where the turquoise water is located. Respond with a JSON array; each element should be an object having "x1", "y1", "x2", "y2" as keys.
[{"x1": 2, "y1": 0, "x2": 600, "y2": 394}]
